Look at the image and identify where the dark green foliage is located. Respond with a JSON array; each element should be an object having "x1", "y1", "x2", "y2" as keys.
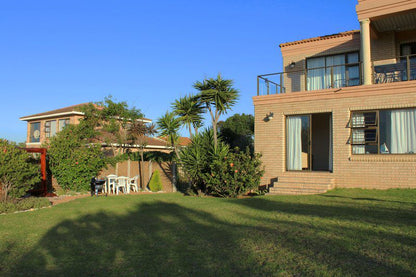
[
  {"x1": 148, "y1": 170, "x2": 162, "y2": 192},
  {"x1": 0, "y1": 197, "x2": 51, "y2": 214},
  {"x1": 0, "y1": 139, "x2": 40, "y2": 201},
  {"x1": 172, "y1": 94, "x2": 204, "y2": 138},
  {"x1": 193, "y1": 74, "x2": 239, "y2": 147},
  {"x1": 179, "y1": 129, "x2": 229, "y2": 193},
  {"x1": 202, "y1": 148, "x2": 264, "y2": 197},
  {"x1": 79, "y1": 96, "x2": 156, "y2": 155},
  {"x1": 156, "y1": 111, "x2": 181, "y2": 159},
  {"x1": 47, "y1": 125, "x2": 107, "y2": 192},
  {"x1": 218, "y1": 113, "x2": 254, "y2": 153},
  {"x1": 180, "y1": 130, "x2": 263, "y2": 197}
]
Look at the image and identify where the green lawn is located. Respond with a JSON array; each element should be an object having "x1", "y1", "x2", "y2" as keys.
[{"x1": 1, "y1": 189, "x2": 415, "y2": 276}]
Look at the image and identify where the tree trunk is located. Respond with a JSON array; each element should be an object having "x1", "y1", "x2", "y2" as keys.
[{"x1": 188, "y1": 124, "x2": 193, "y2": 139}]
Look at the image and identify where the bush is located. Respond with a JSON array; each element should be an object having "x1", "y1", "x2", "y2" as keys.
[
  {"x1": 179, "y1": 130, "x2": 264, "y2": 197},
  {"x1": 0, "y1": 139, "x2": 40, "y2": 201},
  {"x1": 148, "y1": 170, "x2": 162, "y2": 192},
  {"x1": 47, "y1": 125, "x2": 107, "y2": 192},
  {"x1": 179, "y1": 129, "x2": 229, "y2": 193},
  {"x1": 0, "y1": 197, "x2": 51, "y2": 214},
  {"x1": 202, "y1": 148, "x2": 264, "y2": 198}
]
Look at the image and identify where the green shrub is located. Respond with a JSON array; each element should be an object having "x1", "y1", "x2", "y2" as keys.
[
  {"x1": 47, "y1": 125, "x2": 107, "y2": 192},
  {"x1": 179, "y1": 129, "x2": 229, "y2": 193},
  {"x1": 0, "y1": 139, "x2": 40, "y2": 201},
  {"x1": 202, "y1": 148, "x2": 264, "y2": 198},
  {"x1": 148, "y1": 170, "x2": 162, "y2": 192},
  {"x1": 179, "y1": 130, "x2": 264, "y2": 198},
  {"x1": 0, "y1": 197, "x2": 51, "y2": 214}
]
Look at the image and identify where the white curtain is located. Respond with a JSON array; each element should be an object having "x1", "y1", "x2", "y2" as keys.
[
  {"x1": 307, "y1": 58, "x2": 325, "y2": 91},
  {"x1": 50, "y1": 120, "x2": 57, "y2": 137},
  {"x1": 328, "y1": 116, "x2": 333, "y2": 171},
  {"x1": 390, "y1": 109, "x2": 416, "y2": 153},
  {"x1": 286, "y1": 116, "x2": 302, "y2": 170},
  {"x1": 326, "y1": 55, "x2": 345, "y2": 88}
]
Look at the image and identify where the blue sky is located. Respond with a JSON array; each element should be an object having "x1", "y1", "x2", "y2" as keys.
[{"x1": 1, "y1": 0, "x2": 359, "y2": 142}]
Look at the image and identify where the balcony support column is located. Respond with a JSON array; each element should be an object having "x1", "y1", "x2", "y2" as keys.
[{"x1": 360, "y1": 18, "x2": 372, "y2": 85}]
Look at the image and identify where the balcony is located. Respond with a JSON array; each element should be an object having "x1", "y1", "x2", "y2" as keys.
[{"x1": 257, "y1": 54, "x2": 416, "y2": 96}]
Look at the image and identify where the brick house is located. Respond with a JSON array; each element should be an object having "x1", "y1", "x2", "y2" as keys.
[
  {"x1": 254, "y1": 0, "x2": 416, "y2": 194},
  {"x1": 20, "y1": 103, "x2": 189, "y2": 151}
]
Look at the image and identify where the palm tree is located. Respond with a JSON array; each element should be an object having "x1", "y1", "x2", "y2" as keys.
[
  {"x1": 156, "y1": 111, "x2": 181, "y2": 159},
  {"x1": 172, "y1": 94, "x2": 204, "y2": 138},
  {"x1": 193, "y1": 74, "x2": 239, "y2": 148}
]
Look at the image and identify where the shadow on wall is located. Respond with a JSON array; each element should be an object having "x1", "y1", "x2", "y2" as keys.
[{"x1": 5, "y1": 196, "x2": 416, "y2": 276}]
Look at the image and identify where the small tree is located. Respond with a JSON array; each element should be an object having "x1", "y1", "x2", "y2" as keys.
[
  {"x1": 148, "y1": 170, "x2": 163, "y2": 192},
  {"x1": 0, "y1": 139, "x2": 40, "y2": 201},
  {"x1": 47, "y1": 125, "x2": 107, "y2": 192},
  {"x1": 218, "y1": 113, "x2": 254, "y2": 153},
  {"x1": 193, "y1": 74, "x2": 239, "y2": 148},
  {"x1": 172, "y1": 94, "x2": 204, "y2": 138},
  {"x1": 157, "y1": 111, "x2": 181, "y2": 159},
  {"x1": 79, "y1": 96, "x2": 156, "y2": 190}
]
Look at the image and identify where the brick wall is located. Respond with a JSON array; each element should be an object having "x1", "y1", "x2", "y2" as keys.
[{"x1": 253, "y1": 81, "x2": 416, "y2": 189}]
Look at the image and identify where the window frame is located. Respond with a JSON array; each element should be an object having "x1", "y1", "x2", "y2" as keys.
[
  {"x1": 350, "y1": 108, "x2": 416, "y2": 155},
  {"x1": 30, "y1": 122, "x2": 41, "y2": 143},
  {"x1": 306, "y1": 51, "x2": 361, "y2": 90},
  {"x1": 58, "y1": 118, "x2": 70, "y2": 132},
  {"x1": 45, "y1": 120, "x2": 57, "y2": 138}
]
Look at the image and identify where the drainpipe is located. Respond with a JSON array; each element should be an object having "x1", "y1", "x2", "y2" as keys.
[{"x1": 360, "y1": 18, "x2": 372, "y2": 85}]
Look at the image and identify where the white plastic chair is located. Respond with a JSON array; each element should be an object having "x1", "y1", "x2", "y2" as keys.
[
  {"x1": 127, "y1": 175, "x2": 139, "y2": 193},
  {"x1": 116, "y1": 176, "x2": 129, "y2": 195},
  {"x1": 106, "y1": 174, "x2": 117, "y2": 194}
]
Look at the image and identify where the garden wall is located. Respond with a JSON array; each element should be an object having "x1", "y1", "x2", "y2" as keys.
[{"x1": 100, "y1": 160, "x2": 174, "y2": 192}]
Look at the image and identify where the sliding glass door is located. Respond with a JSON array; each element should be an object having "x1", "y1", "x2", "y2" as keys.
[
  {"x1": 286, "y1": 113, "x2": 332, "y2": 171},
  {"x1": 286, "y1": 115, "x2": 310, "y2": 170}
]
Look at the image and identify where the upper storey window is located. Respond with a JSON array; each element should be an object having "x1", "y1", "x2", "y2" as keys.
[
  {"x1": 45, "y1": 120, "x2": 57, "y2": 138},
  {"x1": 30, "y1": 122, "x2": 41, "y2": 143},
  {"x1": 306, "y1": 52, "x2": 360, "y2": 91},
  {"x1": 58, "y1": 118, "x2": 70, "y2": 131}
]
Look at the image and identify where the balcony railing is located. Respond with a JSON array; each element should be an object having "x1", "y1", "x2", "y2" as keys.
[{"x1": 257, "y1": 54, "x2": 416, "y2": 96}]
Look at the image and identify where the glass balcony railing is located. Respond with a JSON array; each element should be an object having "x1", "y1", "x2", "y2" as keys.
[{"x1": 257, "y1": 55, "x2": 416, "y2": 96}]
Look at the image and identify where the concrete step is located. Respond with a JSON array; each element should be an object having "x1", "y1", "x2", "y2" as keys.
[
  {"x1": 271, "y1": 182, "x2": 333, "y2": 190},
  {"x1": 277, "y1": 176, "x2": 335, "y2": 184},
  {"x1": 268, "y1": 186, "x2": 329, "y2": 195}
]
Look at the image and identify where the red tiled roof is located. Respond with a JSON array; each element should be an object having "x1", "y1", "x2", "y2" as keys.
[
  {"x1": 279, "y1": 30, "x2": 360, "y2": 48},
  {"x1": 20, "y1": 103, "x2": 151, "y2": 122},
  {"x1": 20, "y1": 103, "x2": 90, "y2": 120},
  {"x1": 159, "y1": 136, "x2": 192, "y2": 147}
]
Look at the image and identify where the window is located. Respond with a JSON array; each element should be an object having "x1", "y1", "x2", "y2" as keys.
[
  {"x1": 350, "y1": 108, "x2": 416, "y2": 154},
  {"x1": 45, "y1": 120, "x2": 57, "y2": 138},
  {"x1": 58, "y1": 118, "x2": 70, "y2": 132},
  {"x1": 306, "y1": 52, "x2": 360, "y2": 91},
  {"x1": 30, "y1": 122, "x2": 41, "y2": 143},
  {"x1": 400, "y1": 43, "x2": 416, "y2": 81}
]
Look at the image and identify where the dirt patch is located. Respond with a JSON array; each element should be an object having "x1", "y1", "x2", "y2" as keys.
[
  {"x1": 47, "y1": 194, "x2": 89, "y2": 205},
  {"x1": 47, "y1": 191, "x2": 160, "y2": 206}
]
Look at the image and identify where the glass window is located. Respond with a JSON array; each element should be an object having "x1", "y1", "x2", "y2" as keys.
[
  {"x1": 351, "y1": 108, "x2": 416, "y2": 154},
  {"x1": 307, "y1": 52, "x2": 360, "y2": 91},
  {"x1": 30, "y1": 122, "x2": 41, "y2": 143},
  {"x1": 45, "y1": 120, "x2": 57, "y2": 138},
  {"x1": 58, "y1": 118, "x2": 70, "y2": 132}
]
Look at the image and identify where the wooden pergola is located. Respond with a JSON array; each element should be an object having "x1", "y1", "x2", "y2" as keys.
[{"x1": 23, "y1": 148, "x2": 48, "y2": 195}]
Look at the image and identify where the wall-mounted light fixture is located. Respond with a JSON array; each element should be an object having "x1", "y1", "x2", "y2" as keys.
[
  {"x1": 264, "y1": 112, "x2": 274, "y2": 122},
  {"x1": 289, "y1": 61, "x2": 296, "y2": 69}
]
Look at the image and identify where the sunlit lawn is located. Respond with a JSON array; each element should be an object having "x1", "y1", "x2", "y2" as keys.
[{"x1": 1, "y1": 189, "x2": 415, "y2": 276}]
